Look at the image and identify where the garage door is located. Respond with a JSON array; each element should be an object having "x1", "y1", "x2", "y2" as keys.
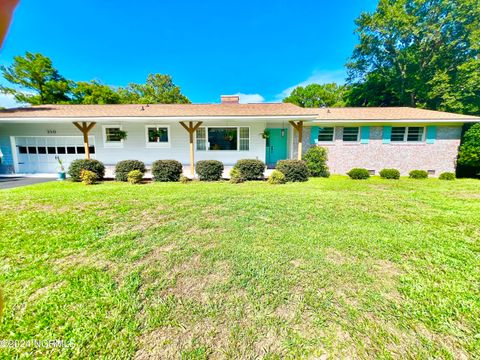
[{"x1": 15, "y1": 136, "x2": 96, "y2": 173}]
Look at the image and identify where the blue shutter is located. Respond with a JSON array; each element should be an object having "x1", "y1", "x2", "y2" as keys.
[
  {"x1": 360, "y1": 126, "x2": 370, "y2": 144},
  {"x1": 382, "y1": 126, "x2": 392, "y2": 144},
  {"x1": 310, "y1": 126, "x2": 319, "y2": 144},
  {"x1": 426, "y1": 126, "x2": 436, "y2": 144}
]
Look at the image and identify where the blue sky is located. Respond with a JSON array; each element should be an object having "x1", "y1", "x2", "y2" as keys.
[{"x1": 0, "y1": 0, "x2": 378, "y2": 107}]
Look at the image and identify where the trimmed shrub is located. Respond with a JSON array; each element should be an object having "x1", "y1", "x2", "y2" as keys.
[
  {"x1": 68, "y1": 159, "x2": 105, "y2": 182},
  {"x1": 276, "y1": 160, "x2": 309, "y2": 182},
  {"x1": 115, "y1": 160, "x2": 146, "y2": 182},
  {"x1": 379, "y1": 168, "x2": 400, "y2": 180},
  {"x1": 268, "y1": 170, "x2": 286, "y2": 184},
  {"x1": 233, "y1": 159, "x2": 265, "y2": 180},
  {"x1": 347, "y1": 168, "x2": 370, "y2": 180},
  {"x1": 80, "y1": 170, "x2": 97, "y2": 185},
  {"x1": 409, "y1": 170, "x2": 428, "y2": 179},
  {"x1": 127, "y1": 170, "x2": 143, "y2": 184},
  {"x1": 439, "y1": 172, "x2": 456, "y2": 180},
  {"x1": 196, "y1": 160, "x2": 224, "y2": 181},
  {"x1": 179, "y1": 175, "x2": 190, "y2": 184},
  {"x1": 303, "y1": 146, "x2": 329, "y2": 177},
  {"x1": 229, "y1": 167, "x2": 245, "y2": 184},
  {"x1": 152, "y1": 160, "x2": 183, "y2": 182}
]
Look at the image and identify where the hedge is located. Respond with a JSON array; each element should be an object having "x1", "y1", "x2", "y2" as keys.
[
  {"x1": 276, "y1": 160, "x2": 309, "y2": 182},
  {"x1": 68, "y1": 159, "x2": 105, "y2": 182},
  {"x1": 196, "y1": 160, "x2": 224, "y2": 181},
  {"x1": 152, "y1": 160, "x2": 183, "y2": 182},
  {"x1": 115, "y1": 160, "x2": 146, "y2": 182},
  {"x1": 233, "y1": 159, "x2": 265, "y2": 180}
]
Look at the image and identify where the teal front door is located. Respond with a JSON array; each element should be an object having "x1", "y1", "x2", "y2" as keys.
[{"x1": 265, "y1": 128, "x2": 288, "y2": 168}]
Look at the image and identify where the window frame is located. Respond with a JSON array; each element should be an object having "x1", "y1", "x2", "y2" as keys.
[
  {"x1": 390, "y1": 126, "x2": 426, "y2": 143},
  {"x1": 342, "y1": 127, "x2": 360, "y2": 142},
  {"x1": 103, "y1": 125, "x2": 124, "y2": 148},
  {"x1": 316, "y1": 126, "x2": 336, "y2": 143},
  {"x1": 145, "y1": 125, "x2": 171, "y2": 148},
  {"x1": 195, "y1": 126, "x2": 251, "y2": 151}
]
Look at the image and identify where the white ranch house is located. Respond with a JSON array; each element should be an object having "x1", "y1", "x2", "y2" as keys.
[{"x1": 0, "y1": 95, "x2": 478, "y2": 177}]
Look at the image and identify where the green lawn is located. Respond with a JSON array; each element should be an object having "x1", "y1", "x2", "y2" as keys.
[{"x1": 0, "y1": 177, "x2": 479, "y2": 359}]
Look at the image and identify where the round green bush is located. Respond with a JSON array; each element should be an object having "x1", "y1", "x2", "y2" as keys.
[
  {"x1": 179, "y1": 175, "x2": 190, "y2": 184},
  {"x1": 439, "y1": 172, "x2": 456, "y2": 180},
  {"x1": 268, "y1": 170, "x2": 286, "y2": 184},
  {"x1": 379, "y1": 168, "x2": 400, "y2": 180},
  {"x1": 276, "y1": 160, "x2": 309, "y2": 182},
  {"x1": 152, "y1": 160, "x2": 183, "y2": 182},
  {"x1": 127, "y1": 170, "x2": 143, "y2": 184},
  {"x1": 303, "y1": 146, "x2": 329, "y2": 177},
  {"x1": 115, "y1": 160, "x2": 146, "y2": 181},
  {"x1": 68, "y1": 159, "x2": 105, "y2": 182},
  {"x1": 347, "y1": 168, "x2": 370, "y2": 180},
  {"x1": 229, "y1": 167, "x2": 245, "y2": 184},
  {"x1": 80, "y1": 170, "x2": 97, "y2": 185},
  {"x1": 233, "y1": 159, "x2": 265, "y2": 180},
  {"x1": 409, "y1": 170, "x2": 428, "y2": 179},
  {"x1": 196, "y1": 160, "x2": 224, "y2": 181}
]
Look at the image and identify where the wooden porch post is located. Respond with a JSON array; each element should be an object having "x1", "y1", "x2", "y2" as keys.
[
  {"x1": 73, "y1": 121, "x2": 96, "y2": 159},
  {"x1": 289, "y1": 120, "x2": 304, "y2": 160},
  {"x1": 179, "y1": 121, "x2": 203, "y2": 176}
]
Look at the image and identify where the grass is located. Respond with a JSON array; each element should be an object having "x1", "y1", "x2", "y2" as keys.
[{"x1": 0, "y1": 176, "x2": 479, "y2": 359}]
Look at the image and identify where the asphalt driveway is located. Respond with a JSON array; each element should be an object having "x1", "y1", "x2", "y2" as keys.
[{"x1": 0, "y1": 176, "x2": 54, "y2": 190}]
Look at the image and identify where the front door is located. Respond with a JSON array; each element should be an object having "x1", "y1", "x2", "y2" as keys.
[{"x1": 265, "y1": 128, "x2": 288, "y2": 168}]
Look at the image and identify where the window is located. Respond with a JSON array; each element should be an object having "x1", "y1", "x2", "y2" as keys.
[
  {"x1": 103, "y1": 126, "x2": 124, "y2": 147},
  {"x1": 146, "y1": 126, "x2": 169, "y2": 147},
  {"x1": 317, "y1": 127, "x2": 334, "y2": 142},
  {"x1": 47, "y1": 147, "x2": 56, "y2": 154},
  {"x1": 18, "y1": 146, "x2": 27, "y2": 154},
  {"x1": 28, "y1": 146, "x2": 37, "y2": 154},
  {"x1": 196, "y1": 126, "x2": 249, "y2": 151},
  {"x1": 57, "y1": 147, "x2": 66, "y2": 154},
  {"x1": 391, "y1": 127, "x2": 425, "y2": 142},
  {"x1": 343, "y1": 127, "x2": 359, "y2": 142}
]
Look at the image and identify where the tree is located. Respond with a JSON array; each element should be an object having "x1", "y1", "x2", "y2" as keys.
[
  {"x1": 118, "y1": 74, "x2": 190, "y2": 104},
  {"x1": 346, "y1": 0, "x2": 480, "y2": 115},
  {"x1": 71, "y1": 81, "x2": 121, "y2": 104},
  {"x1": 283, "y1": 83, "x2": 346, "y2": 108},
  {"x1": 457, "y1": 123, "x2": 480, "y2": 168},
  {"x1": 0, "y1": 52, "x2": 71, "y2": 104}
]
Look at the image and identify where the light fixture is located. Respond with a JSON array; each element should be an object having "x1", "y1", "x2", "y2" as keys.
[{"x1": 281, "y1": 120, "x2": 285, "y2": 137}]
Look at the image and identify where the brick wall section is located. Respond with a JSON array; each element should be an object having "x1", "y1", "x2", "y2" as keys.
[{"x1": 292, "y1": 126, "x2": 462, "y2": 176}]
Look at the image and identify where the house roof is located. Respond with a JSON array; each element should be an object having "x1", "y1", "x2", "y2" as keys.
[{"x1": 0, "y1": 103, "x2": 478, "y2": 121}]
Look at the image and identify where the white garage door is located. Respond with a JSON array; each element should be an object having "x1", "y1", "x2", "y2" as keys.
[{"x1": 15, "y1": 136, "x2": 96, "y2": 173}]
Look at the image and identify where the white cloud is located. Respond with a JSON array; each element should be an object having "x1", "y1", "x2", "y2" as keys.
[
  {"x1": 275, "y1": 69, "x2": 347, "y2": 101},
  {"x1": 232, "y1": 93, "x2": 265, "y2": 104},
  {"x1": 0, "y1": 93, "x2": 27, "y2": 108}
]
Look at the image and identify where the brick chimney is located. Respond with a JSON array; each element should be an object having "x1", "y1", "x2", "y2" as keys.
[{"x1": 220, "y1": 95, "x2": 240, "y2": 104}]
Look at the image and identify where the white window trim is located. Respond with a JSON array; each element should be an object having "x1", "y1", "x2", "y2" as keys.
[
  {"x1": 342, "y1": 126, "x2": 360, "y2": 142},
  {"x1": 391, "y1": 126, "x2": 426, "y2": 143},
  {"x1": 316, "y1": 126, "x2": 336, "y2": 144},
  {"x1": 145, "y1": 125, "x2": 171, "y2": 148},
  {"x1": 103, "y1": 125, "x2": 124, "y2": 148},
  {"x1": 195, "y1": 126, "x2": 250, "y2": 151}
]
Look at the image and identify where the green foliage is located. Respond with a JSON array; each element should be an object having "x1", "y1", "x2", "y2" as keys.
[
  {"x1": 232, "y1": 159, "x2": 265, "y2": 180},
  {"x1": 115, "y1": 160, "x2": 146, "y2": 182},
  {"x1": 118, "y1": 74, "x2": 190, "y2": 104},
  {"x1": 439, "y1": 172, "x2": 456, "y2": 181},
  {"x1": 283, "y1": 83, "x2": 346, "y2": 107},
  {"x1": 0, "y1": 52, "x2": 71, "y2": 104},
  {"x1": 267, "y1": 170, "x2": 286, "y2": 184},
  {"x1": 229, "y1": 167, "x2": 245, "y2": 184},
  {"x1": 458, "y1": 123, "x2": 480, "y2": 168},
  {"x1": 346, "y1": 0, "x2": 480, "y2": 115},
  {"x1": 409, "y1": 170, "x2": 428, "y2": 179},
  {"x1": 71, "y1": 81, "x2": 121, "y2": 104},
  {"x1": 379, "y1": 168, "x2": 400, "y2": 180},
  {"x1": 347, "y1": 168, "x2": 370, "y2": 180},
  {"x1": 152, "y1": 160, "x2": 183, "y2": 182},
  {"x1": 80, "y1": 170, "x2": 97, "y2": 185},
  {"x1": 68, "y1": 159, "x2": 105, "y2": 182},
  {"x1": 276, "y1": 160, "x2": 309, "y2": 182},
  {"x1": 127, "y1": 170, "x2": 143, "y2": 184},
  {"x1": 179, "y1": 175, "x2": 190, "y2": 184},
  {"x1": 303, "y1": 146, "x2": 330, "y2": 177},
  {"x1": 196, "y1": 160, "x2": 224, "y2": 181}
]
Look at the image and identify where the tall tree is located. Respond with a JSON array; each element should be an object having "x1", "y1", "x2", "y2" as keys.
[
  {"x1": 458, "y1": 123, "x2": 480, "y2": 169},
  {"x1": 0, "y1": 52, "x2": 71, "y2": 104},
  {"x1": 71, "y1": 81, "x2": 121, "y2": 104},
  {"x1": 118, "y1": 74, "x2": 190, "y2": 104},
  {"x1": 283, "y1": 83, "x2": 346, "y2": 107},
  {"x1": 346, "y1": 0, "x2": 480, "y2": 115}
]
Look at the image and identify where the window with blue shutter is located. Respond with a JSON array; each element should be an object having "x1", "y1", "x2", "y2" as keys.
[
  {"x1": 310, "y1": 126, "x2": 319, "y2": 144},
  {"x1": 382, "y1": 126, "x2": 392, "y2": 144},
  {"x1": 426, "y1": 126, "x2": 436, "y2": 144},
  {"x1": 360, "y1": 127, "x2": 370, "y2": 144}
]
